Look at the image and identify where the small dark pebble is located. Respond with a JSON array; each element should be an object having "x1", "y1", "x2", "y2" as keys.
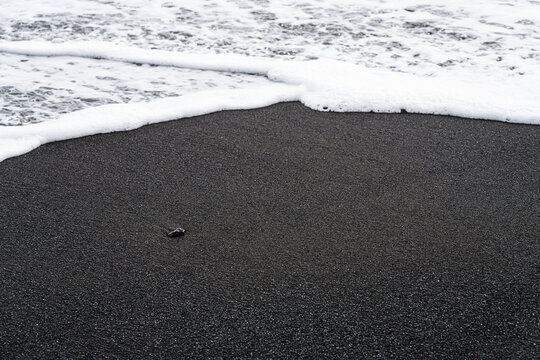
[
  {"x1": 401, "y1": 108, "x2": 407, "y2": 114},
  {"x1": 168, "y1": 227, "x2": 185, "y2": 237}
]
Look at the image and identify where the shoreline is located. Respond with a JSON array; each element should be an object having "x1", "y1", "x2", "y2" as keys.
[{"x1": 1, "y1": 102, "x2": 538, "y2": 357}]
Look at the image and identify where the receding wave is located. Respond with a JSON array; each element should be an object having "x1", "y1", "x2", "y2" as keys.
[{"x1": 0, "y1": 41, "x2": 538, "y2": 162}]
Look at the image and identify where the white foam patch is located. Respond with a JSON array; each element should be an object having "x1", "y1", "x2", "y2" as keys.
[
  {"x1": 0, "y1": 41, "x2": 538, "y2": 162},
  {"x1": 0, "y1": 83, "x2": 302, "y2": 162},
  {"x1": 0, "y1": 41, "x2": 275, "y2": 75},
  {"x1": 268, "y1": 59, "x2": 540, "y2": 123}
]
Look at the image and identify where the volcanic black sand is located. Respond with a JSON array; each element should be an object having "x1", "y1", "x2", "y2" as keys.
[{"x1": 1, "y1": 102, "x2": 538, "y2": 358}]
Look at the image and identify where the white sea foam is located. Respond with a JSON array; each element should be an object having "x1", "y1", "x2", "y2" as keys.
[
  {"x1": 0, "y1": 0, "x2": 539, "y2": 162},
  {"x1": 0, "y1": 83, "x2": 302, "y2": 162}
]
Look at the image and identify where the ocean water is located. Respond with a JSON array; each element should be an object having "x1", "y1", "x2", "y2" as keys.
[{"x1": 0, "y1": 0, "x2": 539, "y2": 161}]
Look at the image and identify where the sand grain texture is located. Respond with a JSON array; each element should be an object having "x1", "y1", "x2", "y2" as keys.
[{"x1": 1, "y1": 103, "x2": 538, "y2": 358}]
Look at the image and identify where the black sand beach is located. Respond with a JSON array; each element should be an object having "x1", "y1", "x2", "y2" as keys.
[{"x1": 1, "y1": 102, "x2": 538, "y2": 358}]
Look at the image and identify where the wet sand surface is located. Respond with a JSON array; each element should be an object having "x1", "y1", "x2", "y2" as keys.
[{"x1": 1, "y1": 102, "x2": 538, "y2": 358}]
